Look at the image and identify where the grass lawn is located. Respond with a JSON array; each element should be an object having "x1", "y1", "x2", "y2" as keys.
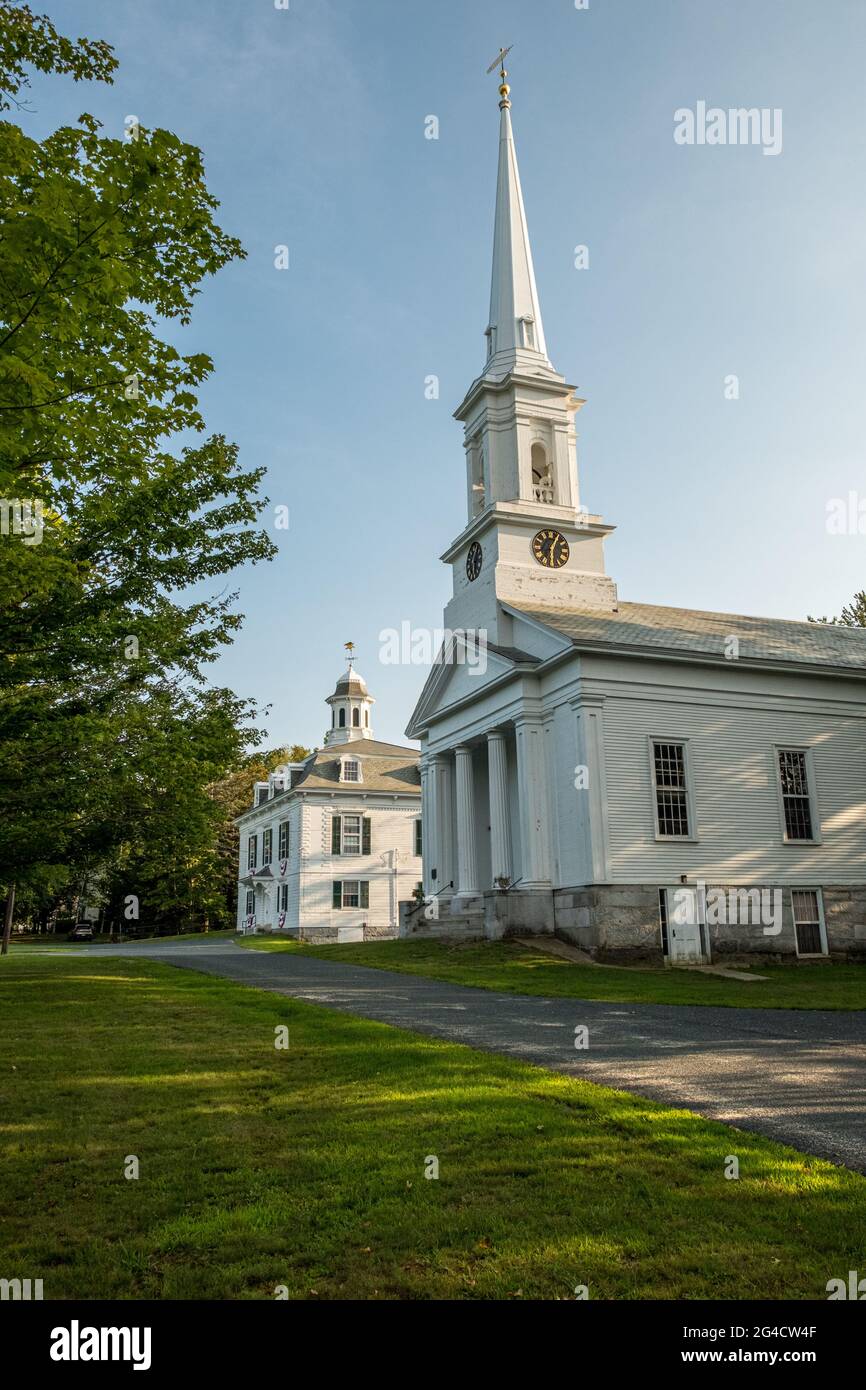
[
  {"x1": 1, "y1": 953, "x2": 864, "y2": 1300},
  {"x1": 10, "y1": 928, "x2": 238, "y2": 951},
  {"x1": 238, "y1": 936, "x2": 866, "y2": 1011}
]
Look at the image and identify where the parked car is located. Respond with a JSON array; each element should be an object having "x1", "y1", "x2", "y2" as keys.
[{"x1": 68, "y1": 923, "x2": 94, "y2": 941}]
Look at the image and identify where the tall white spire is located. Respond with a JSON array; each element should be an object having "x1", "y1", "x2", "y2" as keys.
[{"x1": 485, "y1": 79, "x2": 551, "y2": 376}]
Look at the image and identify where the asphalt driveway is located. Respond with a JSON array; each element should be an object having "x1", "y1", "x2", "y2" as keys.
[{"x1": 73, "y1": 939, "x2": 866, "y2": 1172}]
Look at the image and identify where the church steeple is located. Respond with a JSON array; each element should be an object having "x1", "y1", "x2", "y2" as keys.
[
  {"x1": 485, "y1": 76, "x2": 551, "y2": 376},
  {"x1": 440, "y1": 58, "x2": 619, "y2": 639}
]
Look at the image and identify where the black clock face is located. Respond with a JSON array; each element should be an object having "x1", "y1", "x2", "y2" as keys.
[
  {"x1": 466, "y1": 541, "x2": 482, "y2": 581},
  {"x1": 532, "y1": 529, "x2": 569, "y2": 569}
]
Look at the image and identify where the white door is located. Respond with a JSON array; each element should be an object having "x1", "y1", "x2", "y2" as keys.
[
  {"x1": 667, "y1": 887, "x2": 706, "y2": 964},
  {"x1": 337, "y1": 926, "x2": 364, "y2": 944}
]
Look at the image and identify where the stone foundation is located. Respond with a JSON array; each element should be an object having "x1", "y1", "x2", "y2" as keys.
[
  {"x1": 555, "y1": 886, "x2": 662, "y2": 963},
  {"x1": 397, "y1": 884, "x2": 866, "y2": 964}
]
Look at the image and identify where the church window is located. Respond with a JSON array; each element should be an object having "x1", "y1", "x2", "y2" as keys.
[
  {"x1": 352, "y1": 708, "x2": 360, "y2": 727},
  {"x1": 247, "y1": 834, "x2": 258, "y2": 870},
  {"x1": 651, "y1": 741, "x2": 691, "y2": 838},
  {"x1": 262, "y1": 828, "x2": 272, "y2": 866},
  {"x1": 777, "y1": 749, "x2": 816, "y2": 842},
  {"x1": 365, "y1": 710, "x2": 369, "y2": 727},
  {"x1": 414, "y1": 818, "x2": 422, "y2": 857},
  {"x1": 470, "y1": 440, "x2": 486, "y2": 516},
  {"x1": 279, "y1": 883, "x2": 289, "y2": 913},
  {"x1": 339, "y1": 708, "x2": 346, "y2": 728},
  {"x1": 333, "y1": 880, "x2": 369, "y2": 910},
  {"x1": 245, "y1": 890, "x2": 255, "y2": 918},
  {"x1": 278, "y1": 820, "x2": 290, "y2": 859},
  {"x1": 531, "y1": 443, "x2": 554, "y2": 503}
]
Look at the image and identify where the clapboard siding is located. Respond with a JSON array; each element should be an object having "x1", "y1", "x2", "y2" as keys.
[{"x1": 603, "y1": 694, "x2": 866, "y2": 884}]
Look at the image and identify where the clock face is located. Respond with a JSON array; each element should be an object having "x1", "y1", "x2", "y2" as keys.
[
  {"x1": 466, "y1": 541, "x2": 483, "y2": 581},
  {"x1": 532, "y1": 529, "x2": 570, "y2": 569}
]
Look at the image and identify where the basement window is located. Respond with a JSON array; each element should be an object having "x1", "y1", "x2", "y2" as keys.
[{"x1": 658, "y1": 888, "x2": 669, "y2": 955}]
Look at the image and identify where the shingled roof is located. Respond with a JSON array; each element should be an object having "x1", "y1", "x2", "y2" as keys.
[
  {"x1": 510, "y1": 600, "x2": 866, "y2": 673},
  {"x1": 281, "y1": 739, "x2": 418, "y2": 795}
]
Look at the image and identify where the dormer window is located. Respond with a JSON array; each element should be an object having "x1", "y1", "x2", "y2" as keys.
[
  {"x1": 520, "y1": 315, "x2": 536, "y2": 350},
  {"x1": 484, "y1": 324, "x2": 495, "y2": 359},
  {"x1": 342, "y1": 758, "x2": 361, "y2": 783}
]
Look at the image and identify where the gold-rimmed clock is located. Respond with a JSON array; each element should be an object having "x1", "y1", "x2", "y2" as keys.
[{"x1": 532, "y1": 529, "x2": 569, "y2": 569}]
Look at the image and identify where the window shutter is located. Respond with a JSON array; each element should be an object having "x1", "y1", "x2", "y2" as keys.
[
  {"x1": 360, "y1": 881, "x2": 369, "y2": 909},
  {"x1": 362, "y1": 817, "x2": 371, "y2": 855},
  {"x1": 331, "y1": 815, "x2": 341, "y2": 854},
  {"x1": 332, "y1": 881, "x2": 342, "y2": 909}
]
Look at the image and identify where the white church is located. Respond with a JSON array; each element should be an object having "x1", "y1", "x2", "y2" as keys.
[
  {"x1": 237, "y1": 659, "x2": 422, "y2": 941},
  {"x1": 405, "y1": 64, "x2": 866, "y2": 964}
]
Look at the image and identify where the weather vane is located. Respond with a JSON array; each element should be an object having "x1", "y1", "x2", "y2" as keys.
[
  {"x1": 344, "y1": 640, "x2": 355, "y2": 670},
  {"x1": 486, "y1": 44, "x2": 513, "y2": 108}
]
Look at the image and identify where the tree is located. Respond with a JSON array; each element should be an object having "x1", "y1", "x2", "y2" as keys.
[
  {"x1": 0, "y1": 6, "x2": 274, "y2": 927},
  {"x1": 808, "y1": 592, "x2": 866, "y2": 627}
]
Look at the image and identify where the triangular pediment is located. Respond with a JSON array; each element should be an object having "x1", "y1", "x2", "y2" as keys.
[{"x1": 406, "y1": 630, "x2": 536, "y2": 738}]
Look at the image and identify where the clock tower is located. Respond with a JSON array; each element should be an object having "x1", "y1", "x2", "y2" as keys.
[{"x1": 443, "y1": 62, "x2": 618, "y2": 646}]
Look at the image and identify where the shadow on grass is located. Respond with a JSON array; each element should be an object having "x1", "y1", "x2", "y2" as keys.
[{"x1": 0, "y1": 956, "x2": 863, "y2": 1300}]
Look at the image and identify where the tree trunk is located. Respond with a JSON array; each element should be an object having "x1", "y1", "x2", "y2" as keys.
[{"x1": 1, "y1": 883, "x2": 16, "y2": 956}]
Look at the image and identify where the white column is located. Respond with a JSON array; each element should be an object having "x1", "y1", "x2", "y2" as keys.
[
  {"x1": 432, "y1": 753, "x2": 455, "y2": 894},
  {"x1": 487, "y1": 729, "x2": 511, "y2": 885},
  {"x1": 515, "y1": 715, "x2": 552, "y2": 888},
  {"x1": 571, "y1": 695, "x2": 610, "y2": 882},
  {"x1": 420, "y1": 758, "x2": 435, "y2": 895},
  {"x1": 454, "y1": 744, "x2": 479, "y2": 896}
]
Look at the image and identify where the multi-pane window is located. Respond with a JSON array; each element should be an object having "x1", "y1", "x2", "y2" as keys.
[
  {"x1": 332, "y1": 881, "x2": 370, "y2": 910},
  {"x1": 343, "y1": 814, "x2": 361, "y2": 854},
  {"x1": 278, "y1": 820, "x2": 290, "y2": 860},
  {"x1": 262, "y1": 828, "x2": 273, "y2": 866},
  {"x1": 256, "y1": 785, "x2": 269, "y2": 806},
  {"x1": 343, "y1": 759, "x2": 360, "y2": 783},
  {"x1": 331, "y1": 815, "x2": 371, "y2": 855},
  {"x1": 792, "y1": 889, "x2": 825, "y2": 955},
  {"x1": 245, "y1": 889, "x2": 255, "y2": 918},
  {"x1": 247, "y1": 834, "x2": 257, "y2": 870},
  {"x1": 652, "y1": 741, "x2": 690, "y2": 837},
  {"x1": 778, "y1": 750, "x2": 814, "y2": 841},
  {"x1": 414, "y1": 818, "x2": 423, "y2": 857},
  {"x1": 279, "y1": 883, "x2": 289, "y2": 912}
]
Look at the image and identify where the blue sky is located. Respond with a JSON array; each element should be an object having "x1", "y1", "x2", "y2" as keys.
[{"x1": 25, "y1": 0, "x2": 866, "y2": 749}]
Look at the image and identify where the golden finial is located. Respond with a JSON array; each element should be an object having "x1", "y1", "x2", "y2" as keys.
[{"x1": 486, "y1": 45, "x2": 513, "y2": 109}]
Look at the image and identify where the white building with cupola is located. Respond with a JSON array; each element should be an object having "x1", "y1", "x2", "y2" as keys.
[
  {"x1": 406, "y1": 62, "x2": 866, "y2": 964},
  {"x1": 237, "y1": 657, "x2": 422, "y2": 942}
]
